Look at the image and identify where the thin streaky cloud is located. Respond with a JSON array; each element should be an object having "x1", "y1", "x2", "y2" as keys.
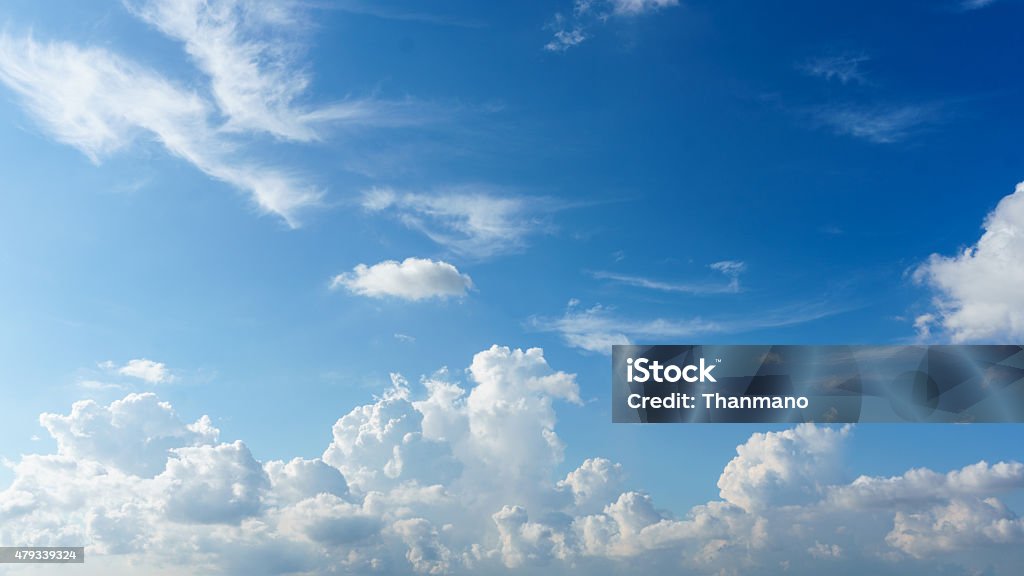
[
  {"x1": 959, "y1": 0, "x2": 999, "y2": 10},
  {"x1": 545, "y1": 0, "x2": 679, "y2": 52},
  {"x1": 126, "y1": 0, "x2": 421, "y2": 142},
  {"x1": 328, "y1": 0, "x2": 487, "y2": 28},
  {"x1": 361, "y1": 186, "x2": 555, "y2": 260},
  {"x1": 529, "y1": 298, "x2": 848, "y2": 354},
  {"x1": 0, "y1": 33, "x2": 322, "y2": 226},
  {"x1": 592, "y1": 260, "x2": 745, "y2": 295},
  {"x1": 813, "y1": 103, "x2": 940, "y2": 144},
  {"x1": 799, "y1": 53, "x2": 871, "y2": 85}
]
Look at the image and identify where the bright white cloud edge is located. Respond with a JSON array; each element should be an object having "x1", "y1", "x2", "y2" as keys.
[{"x1": 914, "y1": 181, "x2": 1024, "y2": 342}]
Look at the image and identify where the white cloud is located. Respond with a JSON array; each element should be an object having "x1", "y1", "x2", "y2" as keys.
[
  {"x1": 112, "y1": 358, "x2": 174, "y2": 384},
  {"x1": 0, "y1": 34, "x2": 322, "y2": 226},
  {"x1": 914, "y1": 182, "x2": 1024, "y2": 342},
  {"x1": 800, "y1": 53, "x2": 870, "y2": 85},
  {"x1": 718, "y1": 424, "x2": 851, "y2": 512},
  {"x1": 887, "y1": 497, "x2": 1024, "y2": 557},
  {"x1": 532, "y1": 298, "x2": 842, "y2": 355},
  {"x1": 557, "y1": 458, "x2": 625, "y2": 513},
  {"x1": 125, "y1": 0, "x2": 395, "y2": 142},
  {"x1": 362, "y1": 187, "x2": 546, "y2": 259},
  {"x1": 331, "y1": 258, "x2": 474, "y2": 301},
  {"x1": 593, "y1": 259, "x2": 746, "y2": 294},
  {"x1": 960, "y1": 0, "x2": 999, "y2": 10},
  {"x1": 807, "y1": 541, "x2": 843, "y2": 559},
  {"x1": 814, "y1": 103, "x2": 938, "y2": 144},
  {"x1": 39, "y1": 392, "x2": 218, "y2": 477},
  {"x1": 828, "y1": 460, "x2": 1024, "y2": 509},
  {"x1": 4, "y1": 348, "x2": 1024, "y2": 574},
  {"x1": 609, "y1": 0, "x2": 679, "y2": 16},
  {"x1": 545, "y1": 0, "x2": 679, "y2": 52},
  {"x1": 531, "y1": 302, "x2": 717, "y2": 354}
]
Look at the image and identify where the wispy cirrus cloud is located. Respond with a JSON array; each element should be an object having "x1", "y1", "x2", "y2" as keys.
[
  {"x1": 812, "y1": 103, "x2": 940, "y2": 144},
  {"x1": 799, "y1": 53, "x2": 870, "y2": 85},
  {"x1": 593, "y1": 260, "x2": 747, "y2": 295},
  {"x1": 959, "y1": 0, "x2": 1000, "y2": 10},
  {"x1": 0, "y1": 1, "x2": 432, "y2": 227},
  {"x1": 361, "y1": 186, "x2": 553, "y2": 260},
  {"x1": 126, "y1": 0, "x2": 409, "y2": 142},
  {"x1": 0, "y1": 33, "x2": 324, "y2": 225},
  {"x1": 545, "y1": 0, "x2": 679, "y2": 52},
  {"x1": 530, "y1": 298, "x2": 846, "y2": 354}
]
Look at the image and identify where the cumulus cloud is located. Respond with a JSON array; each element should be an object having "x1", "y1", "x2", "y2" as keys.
[
  {"x1": 331, "y1": 258, "x2": 474, "y2": 301},
  {"x1": 718, "y1": 424, "x2": 851, "y2": 512},
  {"x1": 546, "y1": 0, "x2": 679, "y2": 52},
  {"x1": 914, "y1": 182, "x2": 1024, "y2": 342},
  {"x1": 3, "y1": 347, "x2": 1024, "y2": 574},
  {"x1": 361, "y1": 187, "x2": 547, "y2": 259},
  {"x1": 39, "y1": 392, "x2": 218, "y2": 477},
  {"x1": 102, "y1": 358, "x2": 175, "y2": 384}
]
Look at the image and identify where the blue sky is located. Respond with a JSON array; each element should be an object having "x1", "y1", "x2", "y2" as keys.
[{"x1": 1, "y1": 1, "x2": 1023, "y2": 574}]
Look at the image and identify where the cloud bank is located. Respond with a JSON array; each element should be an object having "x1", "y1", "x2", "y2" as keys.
[{"x1": 2, "y1": 346, "x2": 1023, "y2": 574}]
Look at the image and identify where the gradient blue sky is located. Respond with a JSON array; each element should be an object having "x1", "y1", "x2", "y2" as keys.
[{"x1": 1, "y1": 1, "x2": 1023, "y2": 574}]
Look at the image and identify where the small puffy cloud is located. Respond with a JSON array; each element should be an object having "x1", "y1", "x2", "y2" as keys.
[
  {"x1": 914, "y1": 182, "x2": 1024, "y2": 342},
  {"x1": 331, "y1": 258, "x2": 473, "y2": 301},
  {"x1": 807, "y1": 541, "x2": 843, "y2": 559},
  {"x1": 115, "y1": 358, "x2": 174, "y2": 384}
]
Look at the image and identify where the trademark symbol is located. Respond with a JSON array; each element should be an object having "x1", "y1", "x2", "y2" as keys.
[{"x1": 716, "y1": 358, "x2": 723, "y2": 363}]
